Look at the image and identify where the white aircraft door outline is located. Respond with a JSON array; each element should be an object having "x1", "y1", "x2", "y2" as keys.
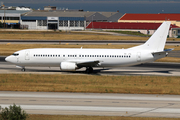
[
  {"x1": 25, "y1": 50, "x2": 30, "y2": 60},
  {"x1": 137, "y1": 52, "x2": 141, "y2": 62},
  {"x1": 17, "y1": 56, "x2": 19, "y2": 62}
]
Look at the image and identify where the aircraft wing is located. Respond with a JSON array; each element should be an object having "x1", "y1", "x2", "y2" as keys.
[{"x1": 68, "y1": 60, "x2": 100, "y2": 67}]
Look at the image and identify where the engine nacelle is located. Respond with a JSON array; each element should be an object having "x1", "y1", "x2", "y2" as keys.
[{"x1": 60, "y1": 62, "x2": 77, "y2": 71}]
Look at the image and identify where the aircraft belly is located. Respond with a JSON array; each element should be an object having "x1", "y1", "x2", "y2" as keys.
[{"x1": 18, "y1": 60, "x2": 60, "y2": 67}]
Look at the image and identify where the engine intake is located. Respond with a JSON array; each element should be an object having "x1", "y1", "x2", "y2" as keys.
[{"x1": 60, "y1": 62, "x2": 77, "y2": 71}]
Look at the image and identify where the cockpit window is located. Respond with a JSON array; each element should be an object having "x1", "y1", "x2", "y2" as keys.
[{"x1": 12, "y1": 53, "x2": 19, "y2": 56}]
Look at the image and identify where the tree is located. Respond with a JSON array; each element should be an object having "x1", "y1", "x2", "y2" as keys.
[{"x1": 0, "y1": 104, "x2": 28, "y2": 120}]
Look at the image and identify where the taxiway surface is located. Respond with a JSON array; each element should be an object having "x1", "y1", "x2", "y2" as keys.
[
  {"x1": 0, "y1": 91, "x2": 180, "y2": 118},
  {"x1": 1, "y1": 61, "x2": 180, "y2": 76}
]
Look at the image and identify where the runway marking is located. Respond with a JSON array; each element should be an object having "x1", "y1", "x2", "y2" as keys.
[
  {"x1": 1, "y1": 104, "x2": 180, "y2": 114},
  {"x1": 1, "y1": 93, "x2": 180, "y2": 101},
  {"x1": 129, "y1": 103, "x2": 175, "y2": 117},
  {"x1": 1, "y1": 92, "x2": 180, "y2": 117}
]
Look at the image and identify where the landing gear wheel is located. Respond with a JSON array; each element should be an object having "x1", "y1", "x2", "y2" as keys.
[
  {"x1": 86, "y1": 67, "x2": 93, "y2": 74},
  {"x1": 21, "y1": 68, "x2": 25, "y2": 72}
]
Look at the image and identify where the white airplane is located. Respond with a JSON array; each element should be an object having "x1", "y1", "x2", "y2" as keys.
[{"x1": 5, "y1": 21, "x2": 172, "y2": 73}]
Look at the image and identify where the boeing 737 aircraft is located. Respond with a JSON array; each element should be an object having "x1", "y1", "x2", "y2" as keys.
[{"x1": 5, "y1": 21, "x2": 172, "y2": 73}]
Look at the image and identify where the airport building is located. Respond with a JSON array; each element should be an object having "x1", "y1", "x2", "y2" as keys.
[
  {"x1": 20, "y1": 10, "x2": 121, "y2": 30},
  {"x1": 118, "y1": 13, "x2": 180, "y2": 27},
  {"x1": 21, "y1": 11, "x2": 86, "y2": 30},
  {"x1": 1, "y1": 8, "x2": 180, "y2": 38},
  {"x1": 0, "y1": 10, "x2": 30, "y2": 29},
  {"x1": 86, "y1": 22, "x2": 180, "y2": 38},
  {"x1": 118, "y1": 13, "x2": 180, "y2": 37}
]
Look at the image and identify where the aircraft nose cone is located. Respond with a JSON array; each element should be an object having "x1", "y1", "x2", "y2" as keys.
[{"x1": 5, "y1": 56, "x2": 10, "y2": 62}]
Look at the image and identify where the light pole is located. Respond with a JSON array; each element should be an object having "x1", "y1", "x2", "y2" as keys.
[
  {"x1": 3, "y1": 4, "x2": 5, "y2": 29},
  {"x1": 92, "y1": 15, "x2": 95, "y2": 29}
]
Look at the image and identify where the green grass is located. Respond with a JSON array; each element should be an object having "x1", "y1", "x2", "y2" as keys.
[{"x1": 107, "y1": 30, "x2": 151, "y2": 37}]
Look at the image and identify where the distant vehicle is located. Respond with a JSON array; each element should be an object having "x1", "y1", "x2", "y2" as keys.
[{"x1": 5, "y1": 21, "x2": 172, "y2": 73}]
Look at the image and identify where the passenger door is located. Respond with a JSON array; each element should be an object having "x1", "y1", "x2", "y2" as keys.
[
  {"x1": 137, "y1": 52, "x2": 141, "y2": 62},
  {"x1": 25, "y1": 50, "x2": 30, "y2": 60}
]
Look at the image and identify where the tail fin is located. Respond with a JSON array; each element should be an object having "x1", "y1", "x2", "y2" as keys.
[{"x1": 128, "y1": 21, "x2": 171, "y2": 52}]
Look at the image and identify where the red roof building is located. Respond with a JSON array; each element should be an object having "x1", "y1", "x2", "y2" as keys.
[
  {"x1": 118, "y1": 13, "x2": 180, "y2": 28},
  {"x1": 86, "y1": 22, "x2": 178, "y2": 30},
  {"x1": 119, "y1": 13, "x2": 180, "y2": 21},
  {"x1": 86, "y1": 22, "x2": 180, "y2": 38}
]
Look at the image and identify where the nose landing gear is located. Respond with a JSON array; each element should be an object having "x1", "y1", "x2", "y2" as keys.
[{"x1": 16, "y1": 66, "x2": 25, "y2": 72}]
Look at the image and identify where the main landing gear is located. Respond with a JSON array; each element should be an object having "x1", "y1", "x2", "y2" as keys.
[
  {"x1": 21, "y1": 68, "x2": 25, "y2": 72},
  {"x1": 86, "y1": 67, "x2": 93, "y2": 74}
]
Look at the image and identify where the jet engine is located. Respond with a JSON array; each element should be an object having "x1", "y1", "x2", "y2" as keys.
[{"x1": 60, "y1": 62, "x2": 77, "y2": 71}]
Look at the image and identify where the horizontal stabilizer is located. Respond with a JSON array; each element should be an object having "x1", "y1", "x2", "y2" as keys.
[
  {"x1": 164, "y1": 48, "x2": 174, "y2": 52},
  {"x1": 152, "y1": 48, "x2": 174, "y2": 55}
]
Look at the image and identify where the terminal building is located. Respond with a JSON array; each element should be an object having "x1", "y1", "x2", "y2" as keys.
[
  {"x1": 20, "y1": 10, "x2": 121, "y2": 30},
  {"x1": 21, "y1": 11, "x2": 86, "y2": 30}
]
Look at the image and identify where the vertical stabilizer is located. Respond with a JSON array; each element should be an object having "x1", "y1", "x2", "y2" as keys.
[{"x1": 129, "y1": 21, "x2": 171, "y2": 52}]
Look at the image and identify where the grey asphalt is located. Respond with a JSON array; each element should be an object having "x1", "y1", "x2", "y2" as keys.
[
  {"x1": 0, "y1": 91, "x2": 180, "y2": 118},
  {"x1": 0, "y1": 56, "x2": 5, "y2": 61},
  {"x1": 1, "y1": 61, "x2": 180, "y2": 76}
]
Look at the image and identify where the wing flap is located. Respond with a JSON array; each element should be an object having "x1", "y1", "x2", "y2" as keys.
[
  {"x1": 67, "y1": 60, "x2": 100, "y2": 67},
  {"x1": 77, "y1": 60, "x2": 100, "y2": 67}
]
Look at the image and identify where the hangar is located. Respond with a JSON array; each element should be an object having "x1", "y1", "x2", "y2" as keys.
[
  {"x1": 21, "y1": 11, "x2": 86, "y2": 30},
  {"x1": 117, "y1": 13, "x2": 180, "y2": 38},
  {"x1": 118, "y1": 13, "x2": 180, "y2": 27},
  {"x1": 86, "y1": 22, "x2": 180, "y2": 38},
  {"x1": 20, "y1": 10, "x2": 121, "y2": 30}
]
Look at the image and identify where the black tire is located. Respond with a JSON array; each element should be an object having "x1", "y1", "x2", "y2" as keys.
[
  {"x1": 21, "y1": 68, "x2": 25, "y2": 72},
  {"x1": 86, "y1": 67, "x2": 93, "y2": 74}
]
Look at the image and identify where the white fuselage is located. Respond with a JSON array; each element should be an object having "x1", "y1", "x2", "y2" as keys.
[{"x1": 5, "y1": 48, "x2": 165, "y2": 68}]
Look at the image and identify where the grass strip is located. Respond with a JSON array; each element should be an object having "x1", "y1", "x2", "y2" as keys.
[
  {"x1": 0, "y1": 30, "x2": 180, "y2": 41},
  {"x1": 0, "y1": 74, "x2": 180, "y2": 95},
  {"x1": 0, "y1": 31, "x2": 147, "y2": 40},
  {"x1": 27, "y1": 114, "x2": 179, "y2": 120},
  {"x1": 106, "y1": 30, "x2": 151, "y2": 37}
]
